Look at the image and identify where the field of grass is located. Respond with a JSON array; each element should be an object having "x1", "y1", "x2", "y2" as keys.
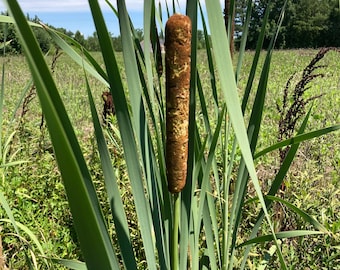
[{"x1": 0, "y1": 48, "x2": 339, "y2": 269}]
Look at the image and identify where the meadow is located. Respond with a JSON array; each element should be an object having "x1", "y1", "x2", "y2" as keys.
[{"x1": 0, "y1": 48, "x2": 339, "y2": 269}]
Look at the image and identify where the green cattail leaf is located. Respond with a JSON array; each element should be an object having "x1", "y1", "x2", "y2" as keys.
[
  {"x1": 199, "y1": 2, "x2": 218, "y2": 110},
  {"x1": 180, "y1": 1, "x2": 199, "y2": 268},
  {"x1": 44, "y1": 27, "x2": 109, "y2": 85},
  {"x1": 241, "y1": 0, "x2": 272, "y2": 113},
  {"x1": 254, "y1": 124, "x2": 340, "y2": 159},
  {"x1": 265, "y1": 195, "x2": 329, "y2": 233},
  {"x1": 49, "y1": 258, "x2": 87, "y2": 270},
  {"x1": 240, "y1": 103, "x2": 311, "y2": 269},
  {"x1": 4, "y1": 0, "x2": 119, "y2": 268},
  {"x1": 84, "y1": 72, "x2": 137, "y2": 269},
  {"x1": 205, "y1": 0, "x2": 287, "y2": 269},
  {"x1": 238, "y1": 230, "x2": 324, "y2": 248},
  {"x1": 0, "y1": 14, "x2": 41, "y2": 28},
  {"x1": 235, "y1": 0, "x2": 253, "y2": 84},
  {"x1": 198, "y1": 106, "x2": 226, "y2": 269},
  {"x1": 89, "y1": 0, "x2": 157, "y2": 268}
]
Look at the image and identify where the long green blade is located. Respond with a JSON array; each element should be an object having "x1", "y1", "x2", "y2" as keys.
[
  {"x1": 88, "y1": 0, "x2": 157, "y2": 268},
  {"x1": 235, "y1": 0, "x2": 253, "y2": 83},
  {"x1": 50, "y1": 258, "x2": 87, "y2": 270},
  {"x1": 44, "y1": 27, "x2": 109, "y2": 85},
  {"x1": 85, "y1": 73, "x2": 137, "y2": 269},
  {"x1": 240, "y1": 104, "x2": 312, "y2": 269},
  {"x1": 205, "y1": 0, "x2": 287, "y2": 268},
  {"x1": 241, "y1": 0, "x2": 271, "y2": 113},
  {"x1": 255, "y1": 125, "x2": 340, "y2": 159},
  {"x1": 179, "y1": 1, "x2": 199, "y2": 269},
  {"x1": 4, "y1": 1, "x2": 119, "y2": 268},
  {"x1": 265, "y1": 195, "x2": 328, "y2": 233},
  {"x1": 238, "y1": 230, "x2": 325, "y2": 248}
]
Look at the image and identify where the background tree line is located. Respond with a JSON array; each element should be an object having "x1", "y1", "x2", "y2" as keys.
[
  {"x1": 236, "y1": 0, "x2": 340, "y2": 49},
  {"x1": 1, "y1": 0, "x2": 340, "y2": 54},
  {"x1": 0, "y1": 12, "x2": 127, "y2": 54}
]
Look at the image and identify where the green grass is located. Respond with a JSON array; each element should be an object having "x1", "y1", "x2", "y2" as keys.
[{"x1": 0, "y1": 49, "x2": 339, "y2": 269}]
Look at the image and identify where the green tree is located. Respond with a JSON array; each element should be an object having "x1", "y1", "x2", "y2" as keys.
[
  {"x1": 0, "y1": 22, "x2": 21, "y2": 53},
  {"x1": 112, "y1": 35, "x2": 122, "y2": 51},
  {"x1": 325, "y1": 5, "x2": 340, "y2": 46},
  {"x1": 26, "y1": 14, "x2": 51, "y2": 53},
  {"x1": 285, "y1": 0, "x2": 333, "y2": 47},
  {"x1": 243, "y1": 0, "x2": 338, "y2": 49},
  {"x1": 53, "y1": 27, "x2": 74, "y2": 37},
  {"x1": 245, "y1": 0, "x2": 272, "y2": 49},
  {"x1": 86, "y1": 32, "x2": 100, "y2": 51},
  {"x1": 197, "y1": 30, "x2": 205, "y2": 49},
  {"x1": 74, "y1": 30, "x2": 86, "y2": 47},
  {"x1": 234, "y1": 0, "x2": 248, "y2": 37},
  {"x1": 1, "y1": 13, "x2": 53, "y2": 54},
  {"x1": 135, "y1": 28, "x2": 144, "y2": 41}
]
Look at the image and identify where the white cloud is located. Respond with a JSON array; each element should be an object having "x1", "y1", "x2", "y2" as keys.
[
  {"x1": 0, "y1": 0, "x2": 101, "y2": 12},
  {"x1": 0, "y1": 0, "x2": 194, "y2": 13}
]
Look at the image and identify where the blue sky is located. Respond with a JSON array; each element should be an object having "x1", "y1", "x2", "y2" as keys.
[{"x1": 0, "y1": 0, "x2": 207, "y2": 37}]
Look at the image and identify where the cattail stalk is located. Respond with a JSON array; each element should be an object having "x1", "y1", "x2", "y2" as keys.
[
  {"x1": 165, "y1": 14, "x2": 192, "y2": 194},
  {"x1": 165, "y1": 13, "x2": 191, "y2": 270}
]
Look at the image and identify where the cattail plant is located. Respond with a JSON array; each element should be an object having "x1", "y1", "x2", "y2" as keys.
[
  {"x1": 3, "y1": 0, "x2": 340, "y2": 269},
  {"x1": 165, "y1": 14, "x2": 191, "y2": 194}
]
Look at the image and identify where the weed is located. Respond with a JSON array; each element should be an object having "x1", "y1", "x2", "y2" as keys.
[
  {"x1": 101, "y1": 91, "x2": 115, "y2": 123},
  {"x1": 277, "y1": 47, "x2": 340, "y2": 165}
]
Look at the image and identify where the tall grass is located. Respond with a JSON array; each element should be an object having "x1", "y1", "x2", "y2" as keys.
[{"x1": 1, "y1": 0, "x2": 339, "y2": 269}]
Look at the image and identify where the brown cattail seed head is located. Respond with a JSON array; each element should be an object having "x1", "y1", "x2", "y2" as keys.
[{"x1": 165, "y1": 14, "x2": 192, "y2": 193}]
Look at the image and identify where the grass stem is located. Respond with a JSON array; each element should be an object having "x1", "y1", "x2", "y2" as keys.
[{"x1": 171, "y1": 193, "x2": 180, "y2": 270}]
